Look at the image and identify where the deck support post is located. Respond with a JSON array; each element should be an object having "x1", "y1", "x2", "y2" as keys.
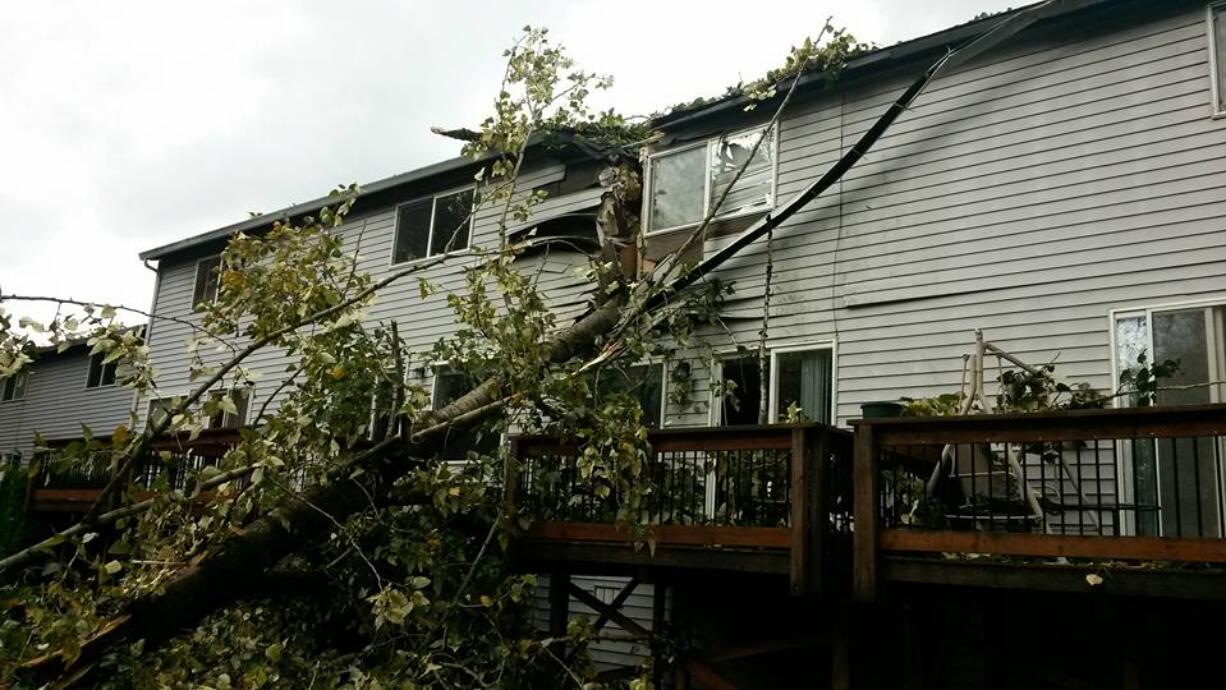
[
  {"x1": 853, "y1": 423, "x2": 879, "y2": 601},
  {"x1": 831, "y1": 605, "x2": 852, "y2": 690},
  {"x1": 789, "y1": 427, "x2": 809, "y2": 596},
  {"x1": 548, "y1": 572, "x2": 570, "y2": 639}
]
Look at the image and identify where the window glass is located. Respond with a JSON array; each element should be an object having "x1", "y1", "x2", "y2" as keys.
[
  {"x1": 718, "y1": 355, "x2": 765, "y2": 426},
  {"x1": 207, "y1": 388, "x2": 251, "y2": 429},
  {"x1": 193, "y1": 256, "x2": 222, "y2": 308},
  {"x1": 430, "y1": 189, "x2": 474, "y2": 255},
  {"x1": 709, "y1": 129, "x2": 775, "y2": 218},
  {"x1": 146, "y1": 397, "x2": 179, "y2": 428},
  {"x1": 392, "y1": 198, "x2": 433, "y2": 264},
  {"x1": 649, "y1": 146, "x2": 706, "y2": 231},
  {"x1": 596, "y1": 363, "x2": 664, "y2": 428},
  {"x1": 86, "y1": 353, "x2": 117, "y2": 388},
  {"x1": 433, "y1": 369, "x2": 500, "y2": 460},
  {"x1": 775, "y1": 349, "x2": 833, "y2": 423},
  {"x1": 1, "y1": 370, "x2": 27, "y2": 402}
]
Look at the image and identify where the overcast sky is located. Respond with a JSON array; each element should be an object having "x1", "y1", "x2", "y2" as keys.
[{"x1": 0, "y1": 0, "x2": 1015, "y2": 326}]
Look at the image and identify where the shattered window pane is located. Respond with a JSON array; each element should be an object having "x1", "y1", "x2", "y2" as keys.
[
  {"x1": 649, "y1": 146, "x2": 705, "y2": 231},
  {"x1": 709, "y1": 128, "x2": 775, "y2": 218}
]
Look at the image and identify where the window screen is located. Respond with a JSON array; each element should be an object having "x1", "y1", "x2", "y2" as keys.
[
  {"x1": 774, "y1": 349, "x2": 833, "y2": 423},
  {"x1": 718, "y1": 355, "x2": 766, "y2": 426},
  {"x1": 1214, "y1": 5, "x2": 1226, "y2": 113},
  {"x1": 392, "y1": 199, "x2": 433, "y2": 264},
  {"x1": 649, "y1": 146, "x2": 706, "y2": 231}
]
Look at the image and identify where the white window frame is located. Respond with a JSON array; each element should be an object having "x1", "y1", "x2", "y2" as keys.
[
  {"x1": 1210, "y1": 2, "x2": 1226, "y2": 119},
  {"x1": 1, "y1": 370, "x2": 27, "y2": 403},
  {"x1": 205, "y1": 386, "x2": 254, "y2": 430},
  {"x1": 192, "y1": 255, "x2": 222, "y2": 308},
  {"x1": 389, "y1": 185, "x2": 477, "y2": 267},
  {"x1": 643, "y1": 125, "x2": 779, "y2": 237},
  {"x1": 1108, "y1": 296, "x2": 1226, "y2": 537},
  {"x1": 706, "y1": 342, "x2": 838, "y2": 427},
  {"x1": 768, "y1": 341, "x2": 838, "y2": 426}
]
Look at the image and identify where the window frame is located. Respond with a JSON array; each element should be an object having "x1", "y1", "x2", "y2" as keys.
[
  {"x1": 192, "y1": 255, "x2": 222, "y2": 309},
  {"x1": 1108, "y1": 296, "x2": 1226, "y2": 537},
  {"x1": 1108, "y1": 296, "x2": 1226, "y2": 397},
  {"x1": 205, "y1": 386, "x2": 253, "y2": 430},
  {"x1": 1, "y1": 370, "x2": 27, "y2": 403},
  {"x1": 595, "y1": 360, "x2": 668, "y2": 429},
  {"x1": 1210, "y1": 2, "x2": 1226, "y2": 118},
  {"x1": 85, "y1": 352, "x2": 118, "y2": 390},
  {"x1": 643, "y1": 125, "x2": 780, "y2": 237},
  {"x1": 768, "y1": 341, "x2": 838, "y2": 426},
  {"x1": 389, "y1": 185, "x2": 477, "y2": 267}
]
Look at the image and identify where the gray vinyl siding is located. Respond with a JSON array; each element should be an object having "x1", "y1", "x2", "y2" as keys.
[
  {"x1": 531, "y1": 575, "x2": 656, "y2": 671},
  {"x1": 0, "y1": 351, "x2": 135, "y2": 457},
  {"x1": 142, "y1": 161, "x2": 599, "y2": 423},
  {"x1": 658, "y1": 3, "x2": 1226, "y2": 431}
]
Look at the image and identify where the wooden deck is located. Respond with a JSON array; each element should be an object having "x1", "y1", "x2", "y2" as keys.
[
  {"x1": 852, "y1": 404, "x2": 1226, "y2": 601},
  {"x1": 508, "y1": 424, "x2": 854, "y2": 596}
]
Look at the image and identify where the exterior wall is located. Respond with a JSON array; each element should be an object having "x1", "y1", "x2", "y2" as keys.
[
  {"x1": 0, "y1": 349, "x2": 135, "y2": 457},
  {"x1": 142, "y1": 160, "x2": 600, "y2": 424},
  {"x1": 654, "y1": 3, "x2": 1226, "y2": 438}
]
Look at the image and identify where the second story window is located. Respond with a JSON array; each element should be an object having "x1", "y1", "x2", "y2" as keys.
[
  {"x1": 193, "y1": 256, "x2": 222, "y2": 308},
  {"x1": 1212, "y1": 2, "x2": 1226, "y2": 116},
  {"x1": 86, "y1": 353, "x2": 117, "y2": 389},
  {"x1": 1, "y1": 370, "x2": 27, "y2": 402},
  {"x1": 392, "y1": 188, "x2": 475, "y2": 264},
  {"x1": 646, "y1": 126, "x2": 777, "y2": 235}
]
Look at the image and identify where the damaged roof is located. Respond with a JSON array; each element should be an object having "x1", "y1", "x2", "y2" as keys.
[{"x1": 140, "y1": 0, "x2": 1117, "y2": 263}]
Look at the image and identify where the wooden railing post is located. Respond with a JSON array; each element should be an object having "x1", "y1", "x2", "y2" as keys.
[
  {"x1": 852, "y1": 422, "x2": 879, "y2": 601},
  {"x1": 789, "y1": 426, "x2": 808, "y2": 596},
  {"x1": 503, "y1": 438, "x2": 520, "y2": 526}
]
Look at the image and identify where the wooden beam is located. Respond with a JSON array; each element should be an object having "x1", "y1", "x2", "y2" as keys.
[
  {"x1": 790, "y1": 426, "x2": 808, "y2": 596},
  {"x1": 849, "y1": 403, "x2": 1226, "y2": 445},
  {"x1": 588, "y1": 578, "x2": 638, "y2": 635},
  {"x1": 852, "y1": 423, "x2": 879, "y2": 601},
  {"x1": 682, "y1": 658, "x2": 737, "y2": 690},
  {"x1": 810, "y1": 426, "x2": 830, "y2": 597},
  {"x1": 882, "y1": 556, "x2": 1226, "y2": 600},
  {"x1": 515, "y1": 540, "x2": 790, "y2": 575},
  {"x1": 567, "y1": 581, "x2": 650, "y2": 637},
  {"x1": 881, "y1": 529, "x2": 1226, "y2": 564},
  {"x1": 524, "y1": 522, "x2": 791, "y2": 549},
  {"x1": 548, "y1": 572, "x2": 569, "y2": 638}
]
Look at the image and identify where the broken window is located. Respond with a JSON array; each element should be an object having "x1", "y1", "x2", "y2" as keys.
[
  {"x1": 1213, "y1": 3, "x2": 1226, "y2": 115},
  {"x1": 392, "y1": 188, "x2": 475, "y2": 264},
  {"x1": 193, "y1": 255, "x2": 222, "y2": 308},
  {"x1": 595, "y1": 363, "x2": 665, "y2": 428},
  {"x1": 1, "y1": 370, "x2": 27, "y2": 402},
  {"x1": 716, "y1": 355, "x2": 766, "y2": 426},
  {"x1": 646, "y1": 126, "x2": 777, "y2": 234}
]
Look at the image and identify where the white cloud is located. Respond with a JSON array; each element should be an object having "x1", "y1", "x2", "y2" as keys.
[{"x1": 0, "y1": 0, "x2": 1015, "y2": 325}]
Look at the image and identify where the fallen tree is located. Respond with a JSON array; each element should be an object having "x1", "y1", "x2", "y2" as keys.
[{"x1": 1, "y1": 8, "x2": 1054, "y2": 686}]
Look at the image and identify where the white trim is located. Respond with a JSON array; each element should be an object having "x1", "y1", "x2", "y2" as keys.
[
  {"x1": 389, "y1": 185, "x2": 477, "y2": 267},
  {"x1": 643, "y1": 125, "x2": 780, "y2": 237},
  {"x1": 767, "y1": 340, "x2": 837, "y2": 426},
  {"x1": 191, "y1": 255, "x2": 222, "y2": 308},
  {"x1": 1209, "y1": 2, "x2": 1226, "y2": 118}
]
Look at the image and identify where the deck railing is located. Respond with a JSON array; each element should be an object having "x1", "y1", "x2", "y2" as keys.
[
  {"x1": 509, "y1": 424, "x2": 853, "y2": 595},
  {"x1": 30, "y1": 429, "x2": 241, "y2": 511},
  {"x1": 852, "y1": 404, "x2": 1226, "y2": 599}
]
